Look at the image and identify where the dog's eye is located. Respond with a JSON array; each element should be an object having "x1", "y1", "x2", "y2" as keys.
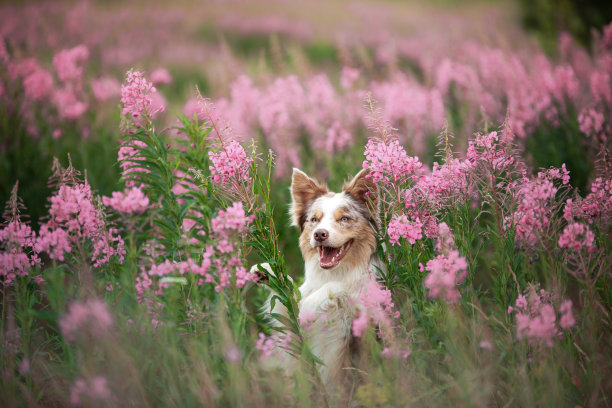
[
  {"x1": 340, "y1": 216, "x2": 349, "y2": 222},
  {"x1": 311, "y1": 216, "x2": 318, "y2": 222}
]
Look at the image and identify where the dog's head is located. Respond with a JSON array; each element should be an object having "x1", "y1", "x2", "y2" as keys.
[{"x1": 290, "y1": 168, "x2": 379, "y2": 271}]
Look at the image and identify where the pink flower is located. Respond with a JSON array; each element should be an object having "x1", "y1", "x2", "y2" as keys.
[
  {"x1": 70, "y1": 376, "x2": 113, "y2": 406},
  {"x1": 387, "y1": 215, "x2": 423, "y2": 245},
  {"x1": 150, "y1": 68, "x2": 173, "y2": 85},
  {"x1": 52, "y1": 87, "x2": 88, "y2": 120},
  {"x1": 352, "y1": 278, "x2": 397, "y2": 338},
  {"x1": 37, "y1": 183, "x2": 125, "y2": 266},
  {"x1": 0, "y1": 220, "x2": 40, "y2": 285},
  {"x1": 510, "y1": 285, "x2": 574, "y2": 347},
  {"x1": 102, "y1": 187, "x2": 149, "y2": 214},
  {"x1": 90, "y1": 77, "x2": 121, "y2": 101},
  {"x1": 558, "y1": 222, "x2": 595, "y2": 251},
  {"x1": 340, "y1": 66, "x2": 361, "y2": 90},
  {"x1": 53, "y1": 45, "x2": 89, "y2": 83},
  {"x1": 256, "y1": 332, "x2": 291, "y2": 360},
  {"x1": 363, "y1": 138, "x2": 423, "y2": 186},
  {"x1": 60, "y1": 299, "x2": 113, "y2": 343},
  {"x1": 23, "y1": 68, "x2": 54, "y2": 101},
  {"x1": 121, "y1": 69, "x2": 156, "y2": 119},
  {"x1": 423, "y1": 250, "x2": 468, "y2": 304},
  {"x1": 208, "y1": 140, "x2": 253, "y2": 189}
]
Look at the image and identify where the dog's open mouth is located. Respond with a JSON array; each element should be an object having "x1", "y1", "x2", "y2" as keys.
[{"x1": 317, "y1": 239, "x2": 353, "y2": 269}]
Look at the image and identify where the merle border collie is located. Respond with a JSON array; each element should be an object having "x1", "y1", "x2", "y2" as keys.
[{"x1": 258, "y1": 167, "x2": 385, "y2": 387}]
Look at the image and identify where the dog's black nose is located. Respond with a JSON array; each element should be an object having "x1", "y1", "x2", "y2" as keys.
[{"x1": 314, "y1": 229, "x2": 329, "y2": 242}]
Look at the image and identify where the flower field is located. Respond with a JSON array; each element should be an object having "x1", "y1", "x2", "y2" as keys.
[{"x1": 1, "y1": 0, "x2": 611, "y2": 406}]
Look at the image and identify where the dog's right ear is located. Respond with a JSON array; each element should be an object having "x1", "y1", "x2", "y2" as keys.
[{"x1": 290, "y1": 168, "x2": 328, "y2": 230}]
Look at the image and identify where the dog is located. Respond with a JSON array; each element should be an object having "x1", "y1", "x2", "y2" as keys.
[{"x1": 257, "y1": 167, "x2": 386, "y2": 388}]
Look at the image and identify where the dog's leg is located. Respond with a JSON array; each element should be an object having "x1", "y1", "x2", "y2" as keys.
[{"x1": 299, "y1": 282, "x2": 357, "y2": 388}]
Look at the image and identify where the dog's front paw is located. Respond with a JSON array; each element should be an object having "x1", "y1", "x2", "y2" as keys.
[
  {"x1": 300, "y1": 282, "x2": 351, "y2": 314},
  {"x1": 249, "y1": 263, "x2": 295, "y2": 285}
]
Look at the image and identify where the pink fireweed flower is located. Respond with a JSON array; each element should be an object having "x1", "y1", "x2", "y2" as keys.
[
  {"x1": 256, "y1": 332, "x2": 292, "y2": 361},
  {"x1": 414, "y1": 158, "x2": 473, "y2": 206},
  {"x1": 387, "y1": 215, "x2": 423, "y2": 245},
  {"x1": 121, "y1": 69, "x2": 156, "y2": 120},
  {"x1": 37, "y1": 183, "x2": 125, "y2": 266},
  {"x1": 90, "y1": 77, "x2": 121, "y2": 101},
  {"x1": 352, "y1": 278, "x2": 397, "y2": 338},
  {"x1": 150, "y1": 68, "x2": 173, "y2": 85},
  {"x1": 102, "y1": 186, "x2": 149, "y2": 215},
  {"x1": 506, "y1": 168, "x2": 567, "y2": 248},
  {"x1": 340, "y1": 66, "x2": 361, "y2": 90},
  {"x1": 578, "y1": 108, "x2": 606, "y2": 138},
  {"x1": 381, "y1": 343, "x2": 411, "y2": 359},
  {"x1": 70, "y1": 376, "x2": 114, "y2": 406},
  {"x1": 211, "y1": 202, "x2": 254, "y2": 237},
  {"x1": 363, "y1": 138, "x2": 423, "y2": 185},
  {"x1": 208, "y1": 140, "x2": 253, "y2": 190},
  {"x1": 52, "y1": 87, "x2": 88, "y2": 120},
  {"x1": 467, "y1": 131, "x2": 514, "y2": 171},
  {"x1": 509, "y1": 285, "x2": 574, "y2": 347},
  {"x1": 53, "y1": 45, "x2": 89, "y2": 83},
  {"x1": 60, "y1": 299, "x2": 113, "y2": 343},
  {"x1": 423, "y1": 250, "x2": 468, "y2": 304},
  {"x1": 0, "y1": 220, "x2": 40, "y2": 285},
  {"x1": 575, "y1": 177, "x2": 612, "y2": 224},
  {"x1": 23, "y1": 67, "x2": 54, "y2": 101},
  {"x1": 558, "y1": 222, "x2": 595, "y2": 251}
]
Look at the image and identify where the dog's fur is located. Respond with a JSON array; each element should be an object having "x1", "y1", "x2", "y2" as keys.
[{"x1": 259, "y1": 168, "x2": 383, "y2": 387}]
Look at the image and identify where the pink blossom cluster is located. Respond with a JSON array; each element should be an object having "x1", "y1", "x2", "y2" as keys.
[
  {"x1": 508, "y1": 286, "x2": 575, "y2": 347},
  {"x1": 255, "y1": 331, "x2": 291, "y2": 360},
  {"x1": 102, "y1": 186, "x2": 149, "y2": 215},
  {"x1": 467, "y1": 131, "x2": 514, "y2": 172},
  {"x1": 422, "y1": 223, "x2": 468, "y2": 304},
  {"x1": 0, "y1": 220, "x2": 41, "y2": 285},
  {"x1": 90, "y1": 76, "x2": 121, "y2": 102},
  {"x1": 381, "y1": 340, "x2": 411, "y2": 360},
  {"x1": 507, "y1": 167, "x2": 569, "y2": 248},
  {"x1": 60, "y1": 298, "x2": 113, "y2": 343},
  {"x1": 211, "y1": 202, "x2": 255, "y2": 239},
  {"x1": 70, "y1": 376, "x2": 114, "y2": 406},
  {"x1": 413, "y1": 159, "x2": 473, "y2": 207},
  {"x1": 136, "y1": 203, "x2": 257, "y2": 299},
  {"x1": 362, "y1": 138, "x2": 423, "y2": 185},
  {"x1": 564, "y1": 177, "x2": 612, "y2": 226},
  {"x1": 423, "y1": 250, "x2": 468, "y2": 304},
  {"x1": 37, "y1": 183, "x2": 125, "y2": 266},
  {"x1": 208, "y1": 140, "x2": 253, "y2": 189},
  {"x1": 558, "y1": 222, "x2": 595, "y2": 252},
  {"x1": 340, "y1": 66, "x2": 360, "y2": 90},
  {"x1": 135, "y1": 246, "x2": 215, "y2": 300},
  {"x1": 387, "y1": 215, "x2": 423, "y2": 245},
  {"x1": 370, "y1": 73, "x2": 445, "y2": 155},
  {"x1": 149, "y1": 68, "x2": 173, "y2": 85},
  {"x1": 2, "y1": 44, "x2": 96, "y2": 136},
  {"x1": 120, "y1": 69, "x2": 157, "y2": 120},
  {"x1": 352, "y1": 278, "x2": 398, "y2": 338},
  {"x1": 53, "y1": 45, "x2": 89, "y2": 83},
  {"x1": 578, "y1": 108, "x2": 608, "y2": 139}
]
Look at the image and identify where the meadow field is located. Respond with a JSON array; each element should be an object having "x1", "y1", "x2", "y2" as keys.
[{"x1": 1, "y1": 0, "x2": 611, "y2": 406}]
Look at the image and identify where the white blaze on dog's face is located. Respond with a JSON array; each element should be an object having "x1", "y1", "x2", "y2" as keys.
[{"x1": 290, "y1": 168, "x2": 379, "y2": 271}]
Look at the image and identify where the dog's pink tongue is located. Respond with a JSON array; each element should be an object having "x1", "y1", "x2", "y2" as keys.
[{"x1": 320, "y1": 246, "x2": 340, "y2": 268}]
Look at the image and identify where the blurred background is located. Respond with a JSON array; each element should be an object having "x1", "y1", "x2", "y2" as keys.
[{"x1": 1, "y1": 0, "x2": 611, "y2": 230}]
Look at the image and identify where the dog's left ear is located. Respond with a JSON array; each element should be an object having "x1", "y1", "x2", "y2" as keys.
[{"x1": 343, "y1": 168, "x2": 379, "y2": 215}]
